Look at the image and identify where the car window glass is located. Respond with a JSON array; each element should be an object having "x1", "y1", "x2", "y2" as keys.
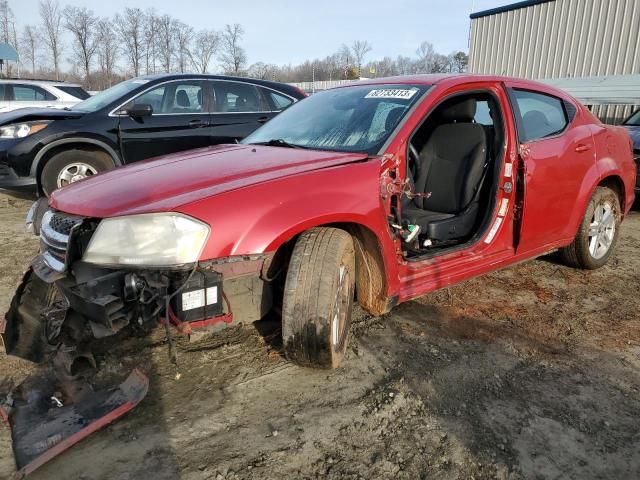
[
  {"x1": 513, "y1": 89, "x2": 567, "y2": 141},
  {"x1": 242, "y1": 84, "x2": 429, "y2": 155},
  {"x1": 625, "y1": 109, "x2": 640, "y2": 126},
  {"x1": 474, "y1": 100, "x2": 493, "y2": 125},
  {"x1": 55, "y1": 85, "x2": 91, "y2": 100},
  {"x1": 13, "y1": 85, "x2": 56, "y2": 102},
  {"x1": 131, "y1": 81, "x2": 205, "y2": 114},
  {"x1": 268, "y1": 90, "x2": 294, "y2": 110},
  {"x1": 0, "y1": 84, "x2": 5, "y2": 101},
  {"x1": 211, "y1": 81, "x2": 266, "y2": 113}
]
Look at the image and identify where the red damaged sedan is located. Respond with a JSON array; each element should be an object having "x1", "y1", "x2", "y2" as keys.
[{"x1": 4, "y1": 74, "x2": 637, "y2": 371}]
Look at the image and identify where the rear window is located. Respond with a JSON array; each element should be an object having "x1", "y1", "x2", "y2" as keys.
[
  {"x1": 13, "y1": 85, "x2": 57, "y2": 102},
  {"x1": 512, "y1": 89, "x2": 568, "y2": 141},
  {"x1": 55, "y1": 85, "x2": 91, "y2": 100},
  {"x1": 266, "y1": 90, "x2": 294, "y2": 110},
  {"x1": 625, "y1": 109, "x2": 640, "y2": 126}
]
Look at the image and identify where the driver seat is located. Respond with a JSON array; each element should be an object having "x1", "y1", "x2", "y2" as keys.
[{"x1": 402, "y1": 97, "x2": 488, "y2": 242}]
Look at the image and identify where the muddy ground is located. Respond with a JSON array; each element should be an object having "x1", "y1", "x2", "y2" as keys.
[{"x1": 0, "y1": 191, "x2": 639, "y2": 480}]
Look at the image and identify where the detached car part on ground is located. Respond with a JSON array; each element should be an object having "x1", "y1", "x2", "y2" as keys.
[
  {"x1": 0, "y1": 74, "x2": 305, "y2": 196},
  {"x1": 1, "y1": 74, "x2": 636, "y2": 475}
]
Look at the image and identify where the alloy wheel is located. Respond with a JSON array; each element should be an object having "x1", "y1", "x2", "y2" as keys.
[
  {"x1": 588, "y1": 200, "x2": 616, "y2": 260},
  {"x1": 57, "y1": 163, "x2": 98, "y2": 188}
]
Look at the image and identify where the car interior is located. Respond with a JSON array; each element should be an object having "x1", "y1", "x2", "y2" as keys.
[{"x1": 399, "y1": 92, "x2": 505, "y2": 258}]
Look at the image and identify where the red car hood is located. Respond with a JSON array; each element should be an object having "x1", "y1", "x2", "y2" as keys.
[{"x1": 49, "y1": 145, "x2": 369, "y2": 217}]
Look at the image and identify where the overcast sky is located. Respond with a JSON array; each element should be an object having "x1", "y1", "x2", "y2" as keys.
[{"x1": 13, "y1": 0, "x2": 513, "y2": 66}]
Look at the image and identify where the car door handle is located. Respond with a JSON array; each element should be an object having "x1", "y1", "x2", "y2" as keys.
[
  {"x1": 575, "y1": 144, "x2": 592, "y2": 153},
  {"x1": 257, "y1": 116, "x2": 269, "y2": 124},
  {"x1": 189, "y1": 119, "x2": 208, "y2": 128}
]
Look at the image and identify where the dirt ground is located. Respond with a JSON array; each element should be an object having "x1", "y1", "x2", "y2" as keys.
[{"x1": 0, "y1": 191, "x2": 639, "y2": 480}]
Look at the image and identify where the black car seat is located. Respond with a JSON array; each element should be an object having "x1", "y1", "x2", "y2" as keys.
[
  {"x1": 522, "y1": 110, "x2": 550, "y2": 140},
  {"x1": 402, "y1": 97, "x2": 488, "y2": 242},
  {"x1": 176, "y1": 90, "x2": 190, "y2": 110}
]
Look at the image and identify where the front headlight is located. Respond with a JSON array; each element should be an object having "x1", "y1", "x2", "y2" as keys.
[
  {"x1": 0, "y1": 121, "x2": 50, "y2": 139},
  {"x1": 83, "y1": 213, "x2": 210, "y2": 267}
]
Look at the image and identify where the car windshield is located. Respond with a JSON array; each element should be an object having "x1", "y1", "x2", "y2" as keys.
[
  {"x1": 73, "y1": 79, "x2": 150, "y2": 112},
  {"x1": 242, "y1": 84, "x2": 430, "y2": 155},
  {"x1": 624, "y1": 109, "x2": 640, "y2": 126}
]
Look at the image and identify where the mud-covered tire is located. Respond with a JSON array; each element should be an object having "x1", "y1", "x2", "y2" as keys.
[
  {"x1": 2, "y1": 271, "x2": 60, "y2": 363},
  {"x1": 41, "y1": 149, "x2": 114, "y2": 196},
  {"x1": 282, "y1": 228, "x2": 355, "y2": 369},
  {"x1": 560, "y1": 186, "x2": 621, "y2": 270}
]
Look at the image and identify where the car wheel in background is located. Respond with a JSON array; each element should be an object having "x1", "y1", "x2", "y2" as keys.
[
  {"x1": 560, "y1": 186, "x2": 621, "y2": 270},
  {"x1": 282, "y1": 227, "x2": 355, "y2": 369},
  {"x1": 41, "y1": 149, "x2": 114, "y2": 196}
]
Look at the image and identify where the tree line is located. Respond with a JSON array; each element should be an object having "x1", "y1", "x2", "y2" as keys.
[{"x1": 1, "y1": 0, "x2": 467, "y2": 90}]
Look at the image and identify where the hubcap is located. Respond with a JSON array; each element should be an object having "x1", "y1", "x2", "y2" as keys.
[
  {"x1": 331, "y1": 265, "x2": 351, "y2": 348},
  {"x1": 57, "y1": 163, "x2": 98, "y2": 188},
  {"x1": 588, "y1": 201, "x2": 616, "y2": 260}
]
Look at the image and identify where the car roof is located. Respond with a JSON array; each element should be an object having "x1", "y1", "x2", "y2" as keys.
[
  {"x1": 0, "y1": 79, "x2": 84, "y2": 87},
  {"x1": 342, "y1": 74, "x2": 579, "y2": 103},
  {"x1": 132, "y1": 73, "x2": 306, "y2": 98}
]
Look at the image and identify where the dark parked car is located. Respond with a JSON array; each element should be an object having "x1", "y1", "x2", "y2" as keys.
[
  {"x1": 0, "y1": 74, "x2": 306, "y2": 196},
  {"x1": 621, "y1": 108, "x2": 640, "y2": 194}
]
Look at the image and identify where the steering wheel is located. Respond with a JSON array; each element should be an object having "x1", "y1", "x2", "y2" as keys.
[{"x1": 408, "y1": 143, "x2": 420, "y2": 179}]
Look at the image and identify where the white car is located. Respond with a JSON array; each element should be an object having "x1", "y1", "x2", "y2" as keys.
[{"x1": 0, "y1": 79, "x2": 90, "y2": 113}]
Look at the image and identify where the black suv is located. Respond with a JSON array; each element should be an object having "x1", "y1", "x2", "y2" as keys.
[{"x1": 0, "y1": 74, "x2": 306, "y2": 196}]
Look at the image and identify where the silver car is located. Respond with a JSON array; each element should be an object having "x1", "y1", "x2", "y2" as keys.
[{"x1": 0, "y1": 79, "x2": 90, "y2": 113}]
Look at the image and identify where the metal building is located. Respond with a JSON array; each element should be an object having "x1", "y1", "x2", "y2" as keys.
[{"x1": 469, "y1": 0, "x2": 640, "y2": 123}]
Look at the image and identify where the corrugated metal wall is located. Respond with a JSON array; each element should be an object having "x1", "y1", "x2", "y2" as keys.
[
  {"x1": 588, "y1": 103, "x2": 638, "y2": 124},
  {"x1": 469, "y1": 0, "x2": 640, "y2": 123},
  {"x1": 469, "y1": 0, "x2": 640, "y2": 78}
]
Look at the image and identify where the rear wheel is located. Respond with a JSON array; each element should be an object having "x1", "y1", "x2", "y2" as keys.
[
  {"x1": 282, "y1": 228, "x2": 355, "y2": 369},
  {"x1": 560, "y1": 186, "x2": 621, "y2": 269},
  {"x1": 41, "y1": 149, "x2": 114, "y2": 196}
]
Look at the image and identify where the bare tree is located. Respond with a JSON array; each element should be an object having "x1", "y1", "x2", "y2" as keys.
[
  {"x1": 156, "y1": 14, "x2": 175, "y2": 73},
  {"x1": 219, "y1": 24, "x2": 246, "y2": 75},
  {"x1": 351, "y1": 40, "x2": 372, "y2": 77},
  {"x1": 190, "y1": 29, "x2": 219, "y2": 74},
  {"x1": 96, "y1": 18, "x2": 118, "y2": 88},
  {"x1": 39, "y1": 0, "x2": 64, "y2": 79},
  {"x1": 20, "y1": 25, "x2": 38, "y2": 74},
  {"x1": 173, "y1": 21, "x2": 193, "y2": 73},
  {"x1": 142, "y1": 9, "x2": 158, "y2": 74},
  {"x1": 0, "y1": 0, "x2": 14, "y2": 45},
  {"x1": 113, "y1": 8, "x2": 145, "y2": 77},
  {"x1": 415, "y1": 41, "x2": 436, "y2": 73},
  {"x1": 248, "y1": 61, "x2": 277, "y2": 80},
  {"x1": 63, "y1": 6, "x2": 98, "y2": 87}
]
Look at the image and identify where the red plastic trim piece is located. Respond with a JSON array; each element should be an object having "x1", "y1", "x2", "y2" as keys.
[{"x1": 16, "y1": 369, "x2": 149, "y2": 479}]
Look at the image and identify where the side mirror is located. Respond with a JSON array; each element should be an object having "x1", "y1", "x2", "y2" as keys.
[{"x1": 125, "y1": 104, "x2": 153, "y2": 117}]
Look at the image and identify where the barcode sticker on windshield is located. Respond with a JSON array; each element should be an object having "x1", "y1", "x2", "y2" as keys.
[{"x1": 365, "y1": 89, "x2": 417, "y2": 99}]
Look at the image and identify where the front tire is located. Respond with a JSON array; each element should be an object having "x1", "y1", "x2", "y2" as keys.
[
  {"x1": 560, "y1": 186, "x2": 621, "y2": 269},
  {"x1": 282, "y1": 228, "x2": 355, "y2": 369},
  {"x1": 41, "y1": 149, "x2": 114, "y2": 196}
]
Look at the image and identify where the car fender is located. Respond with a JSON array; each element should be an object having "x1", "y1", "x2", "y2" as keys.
[
  {"x1": 177, "y1": 160, "x2": 401, "y2": 292},
  {"x1": 30, "y1": 136, "x2": 123, "y2": 177},
  {"x1": 562, "y1": 161, "x2": 608, "y2": 241}
]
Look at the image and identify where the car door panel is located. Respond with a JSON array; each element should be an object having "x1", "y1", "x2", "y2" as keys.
[
  {"x1": 118, "y1": 80, "x2": 212, "y2": 163},
  {"x1": 393, "y1": 82, "x2": 519, "y2": 300},
  {"x1": 506, "y1": 85, "x2": 597, "y2": 253},
  {"x1": 209, "y1": 80, "x2": 275, "y2": 144}
]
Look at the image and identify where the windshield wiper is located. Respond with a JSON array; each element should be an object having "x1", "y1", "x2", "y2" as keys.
[{"x1": 250, "y1": 138, "x2": 309, "y2": 149}]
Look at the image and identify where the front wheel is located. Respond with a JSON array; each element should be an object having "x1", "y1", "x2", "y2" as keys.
[
  {"x1": 282, "y1": 228, "x2": 355, "y2": 369},
  {"x1": 41, "y1": 149, "x2": 114, "y2": 196},
  {"x1": 560, "y1": 186, "x2": 621, "y2": 269}
]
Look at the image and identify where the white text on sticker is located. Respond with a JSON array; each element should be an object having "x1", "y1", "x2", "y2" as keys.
[
  {"x1": 504, "y1": 163, "x2": 513, "y2": 177},
  {"x1": 484, "y1": 217, "x2": 503, "y2": 244}
]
